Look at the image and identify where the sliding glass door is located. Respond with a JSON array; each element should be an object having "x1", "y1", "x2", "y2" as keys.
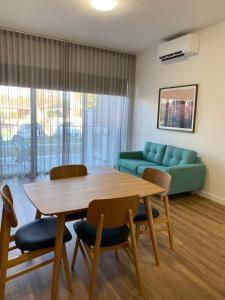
[
  {"x1": 36, "y1": 89, "x2": 64, "y2": 174},
  {"x1": 0, "y1": 85, "x2": 128, "y2": 178},
  {"x1": 36, "y1": 89, "x2": 84, "y2": 174},
  {"x1": 0, "y1": 86, "x2": 32, "y2": 177}
]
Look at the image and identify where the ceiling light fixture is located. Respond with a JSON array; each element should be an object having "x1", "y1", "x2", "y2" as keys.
[{"x1": 91, "y1": 0, "x2": 117, "y2": 11}]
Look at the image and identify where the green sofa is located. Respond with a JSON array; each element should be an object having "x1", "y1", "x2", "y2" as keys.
[{"x1": 118, "y1": 142, "x2": 206, "y2": 195}]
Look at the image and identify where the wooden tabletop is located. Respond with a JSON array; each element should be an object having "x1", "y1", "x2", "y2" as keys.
[{"x1": 24, "y1": 167, "x2": 165, "y2": 215}]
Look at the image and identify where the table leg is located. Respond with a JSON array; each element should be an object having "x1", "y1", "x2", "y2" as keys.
[
  {"x1": 51, "y1": 214, "x2": 66, "y2": 300},
  {"x1": 144, "y1": 197, "x2": 160, "y2": 266}
]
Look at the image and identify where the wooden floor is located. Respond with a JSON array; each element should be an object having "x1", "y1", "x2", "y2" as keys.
[{"x1": 2, "y1": 178, "x2": 225, "y2": 300}]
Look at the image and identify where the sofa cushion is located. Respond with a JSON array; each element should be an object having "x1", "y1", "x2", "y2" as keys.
[
  {"x1": 137, "y1": 165, "x2": 168, "y2": 176},
  {"x1": 118, "y1": 159, "x2": 154, "y2": 172},
  {"x1": 162, "y1": 145, "x2": 197, "y2": 167},
  {"x1": 142, "y1": 142, "x2": 166, "y2": 164},
  {"x1": 119, "y1": 167, "x2": 139, "y2": 176}
]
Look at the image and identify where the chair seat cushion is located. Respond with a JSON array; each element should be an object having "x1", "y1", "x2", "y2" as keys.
[
  {"x1": 74, "y1": 221, "x2": 130, "y2": 247},
  {"x1": 66, "y1": 210, "x2": 87, "y2": 221},
  {"x1": 15, "y1": 217, "x2": 72, "y2": 251},
  {"x1": 134, "y1": 203, "x2": 160, "y2": 222}
]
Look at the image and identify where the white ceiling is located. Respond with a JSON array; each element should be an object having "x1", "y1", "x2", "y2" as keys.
[{"x1": 0, "y1": 0, "x2": 225, "y2": 53}]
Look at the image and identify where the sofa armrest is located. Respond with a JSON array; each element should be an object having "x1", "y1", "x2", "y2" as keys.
[
  {"x1": 119, "y1": 151, "x2": 143, "y2": 159},
  {"x1": 166, "y1": 163, "x2": 206, "y2": 195}
]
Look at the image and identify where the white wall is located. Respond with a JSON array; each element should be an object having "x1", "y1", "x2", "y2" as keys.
[{"x1": 132, "y1": 21, "x2": 225, "y2": 203}]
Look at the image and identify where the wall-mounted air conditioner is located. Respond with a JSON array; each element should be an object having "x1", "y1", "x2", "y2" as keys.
[{"x1": 158, "y1": 34, "x2": 199, "y2": 62}]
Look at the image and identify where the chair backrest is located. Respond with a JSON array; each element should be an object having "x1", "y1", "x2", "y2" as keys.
[
  {"x1": 50, "y1": 164, "x2": 87, "y2": 180},
  {"x1": 143, "y1": 168, "x2": 171, "y2": 197},
  {"x1": 87, "y1": 195, "x2": 139, "y2": 229},
  {"x1": 0, "y1": 185, "x2": 18, "y2": 228}
]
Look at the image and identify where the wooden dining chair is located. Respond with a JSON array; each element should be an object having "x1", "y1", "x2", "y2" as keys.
[
  {"x1": 50, "y1": 164, "x2": 87, "y2": 180},
  {"x1": 35, "y1": 164, "x2": 88, "y2": 221},
  {"x1": 71, "y1": 195, "x2": 143, "y2": 300},
  {"x1": 0, "y1": 184, "x2": 72, "y2": 300},
  {"x1": 134, "y1": 168, "x2": 174, "y2": 251}
]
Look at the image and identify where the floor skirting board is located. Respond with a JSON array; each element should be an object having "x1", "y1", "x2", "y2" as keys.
[{"x1": 196, "y1": 190, "x2": 225, "y2": 206}]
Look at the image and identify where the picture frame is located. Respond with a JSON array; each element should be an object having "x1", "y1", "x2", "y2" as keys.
[{"x1": 157, "y1": 84, "x2": 198, "y2": 132}]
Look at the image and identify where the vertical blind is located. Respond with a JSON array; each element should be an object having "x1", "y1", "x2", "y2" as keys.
[{"x1": 0, "y1": 29, "x2": 136, "y2": 178}]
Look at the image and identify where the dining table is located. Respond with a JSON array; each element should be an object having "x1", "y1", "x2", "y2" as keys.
[{"x1": 24, "y1": 166, "x2": 165, "y2": 300}]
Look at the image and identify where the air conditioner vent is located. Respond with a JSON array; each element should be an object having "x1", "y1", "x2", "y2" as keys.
[{"x1": 159, "y1": 51, "x2": 185, "y2": 61}]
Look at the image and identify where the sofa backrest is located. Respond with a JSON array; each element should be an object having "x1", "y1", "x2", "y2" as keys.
[
  {"x1": 142, "y1": 142, "x2": 166, "y2": 164},
  {"x1": 162, "y1": 145, "x2": 197, "y2": 167}
]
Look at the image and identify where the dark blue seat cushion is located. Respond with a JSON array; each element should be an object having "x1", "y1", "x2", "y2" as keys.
[
  {"x1": 134, "y1": 203, "x2": 160, "y2": 222},
  {"x1": 74, "y1": 221, "x2": 130, "y2": 247},
  {"x1": 66, "y1": 210, "x2": 87, "y2": 221},
  {"x1": 15, "y1": 217, "x2": 72, "y2": 251}
]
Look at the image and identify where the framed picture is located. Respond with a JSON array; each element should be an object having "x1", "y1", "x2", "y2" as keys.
[{"x1": 157, "y1": 84, "x2": 198, "y2": 132}]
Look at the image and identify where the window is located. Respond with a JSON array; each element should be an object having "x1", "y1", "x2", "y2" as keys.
[{"x1": 0, "y1": 85, "x2": 128, "y2": 178}]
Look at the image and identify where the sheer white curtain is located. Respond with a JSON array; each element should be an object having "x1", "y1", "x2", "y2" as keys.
[
  {"x1": 83, "y1": 94, "x2": 129, "y2": 166},
  {"x1": 0, "y1": 29, "x2": 135, "y2": 178}
]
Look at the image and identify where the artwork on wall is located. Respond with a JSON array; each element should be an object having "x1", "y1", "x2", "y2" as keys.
[{"x1": 157, "y1": 84, "x2": 198, "y2": 132}]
